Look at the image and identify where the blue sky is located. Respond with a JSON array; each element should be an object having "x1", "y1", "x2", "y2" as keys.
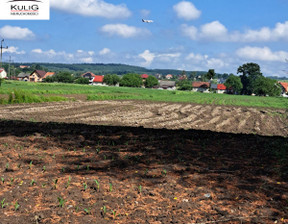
[{"x1": 0, "y1": 0, "x2": 288, "y2": 76}]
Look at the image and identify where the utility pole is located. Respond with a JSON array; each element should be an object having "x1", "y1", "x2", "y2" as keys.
[
  {"x1": 8, "y1": 56, "x2": 13, "y2": 78},
  {"x1": 0, "y1": 39, "x2": 8, "y2": 68}
]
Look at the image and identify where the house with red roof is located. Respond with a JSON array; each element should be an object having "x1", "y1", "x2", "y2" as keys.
[
  {"x1": 19, "y1": 65, "x2": 30, "y2": 69},
  {"x1": 211, "y1": 83, "x2": 226, "y2": 94},
  {"x1": 29, "y1": 70, "x2": 47, "y2": 82},
  {"x1": 141, "y1": 74, "x2": 149, "y2": 79},
  {"x1": 165, "y1": 74, "x2": 173, "y2": 80},
  {"x1": 91, "y1": 75, "x2": 105, "y2": 86},
  {"x1": 279, "y1": 82, "x2": 288, "y2": 94},
  {"x1": 0, "y1": 68, "x2": 7, "y2": 79},
  {"x1": 81, "y1": 72, "x2": 96, "y2": 80},
  {"x1": 43, "y1": 72, "x2": 55, "y2": 79},
  {"x1": 192, "y1": 82, "x2": 210, "y2": 93}
]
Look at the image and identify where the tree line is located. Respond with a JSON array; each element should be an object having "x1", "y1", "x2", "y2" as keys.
[
  {"x1": 44, "y1": 72, "x2": 159, "y2": 88},
  {"x1": 225, "y1": 63, "x2": 282, "y2": 96}
]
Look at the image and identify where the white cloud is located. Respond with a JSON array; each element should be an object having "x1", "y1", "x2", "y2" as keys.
[
  {"x1": 236, "y1": 46, "x2": 288, "y2": 62},
  {"x1": 186, "y1": 53, "x2": 208, "y2": 61},
  {"x1": 206, "y1": 58, "x2": 226, "y2": 68},
  {"x1": 157, "y1": 53, "x2": 181, "y2": 62},
  {"x1": 50, "y1": 0, "x2": 131, "y2": 19},
  {"x1": 181, "y1": 21, "x2": 229, "y2": 41},
  {"x1": 80, "y1": 57, "x2": 94, "y2": 63},
  {"x1": 30, "y1": 49, "x2": 100, "y2": 63},
  {"x1": 31, "y1": 48, "x2": 74, "y2": 61},
  {"x1": 101, "y1": 24, "x2": 151, "y2": 38},
  {"x1": 31, "y1": 49, "x2": 43, "y2": 54},
  {"x1": 237, "y1": 21, "x2": 288, "y2": 42},
  {"x1": 99, "y1": 48, "x2": 111, "y2": 55},
  {"x1": 173, "y1": 1, "x2": 201, "y2": 20},
  {"x1": 0, "y1": 26, "x2": 35, "y2": 40},
  {"x1": 185, "y1": 52, "x2": 228, "y2": 70},
  {"x1": 139, "y1": 50, "x2": 155, "y2": 66},
  {"x1": 181, "y1": 20, "x2": 288, "y2": 42},
  {"x1": 138, "y1": 50, "x2": 181, "y2": 67},
  {"x1": 3, "y1": 46, "x2": 25, "y2": 55},
  {"x1": 200, "y1": 21, "x2": 228, "y2": 41},
  {"x1": 181, "y1": 24, "x2": 198, "y2": 40}
]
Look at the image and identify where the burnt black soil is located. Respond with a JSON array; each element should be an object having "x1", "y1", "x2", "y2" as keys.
[{"x1": 0, "y1": 120, "x2": 287, "y2": 223}]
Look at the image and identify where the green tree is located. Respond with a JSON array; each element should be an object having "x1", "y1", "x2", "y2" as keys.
[
  {"x1": 177, "y1": 80, "x2": 192, "y2": 91},
  {"x1": 224, "y1": 74, "x2": 243, "y2": 94},
  {"x1": 104, "y1": 74, "x2": 120, "y2": 86},
  {"x1": 205, "y1": 69, "x2": 216, "y2": 80},
  {"x1": 119, "y1": 73, "x2": 142, "y2": 87},
  {"x1": 53, "y1": 72, "x2": 75, "y2": 83},
  {"x1": 253, "y1": 77, "x2": 281, "y2": 97},
  {"x1": 145, "y1": 75, "x2": 158, "y2": 88},
  {"x1": 237, "y1": 63, "x2": 263, "y2": 95},
  {"x1": 75, "y1": 77, "x2": 89, "y2": 84},
  {"x1": 103, "y1": 74, "x2": 112, "y2": 85},
  {"x1": 43, "y1": 76, "x2": 54, "y2": 83},
  {"x1": 189, "y1": 71, "x2": 197, "y2": 80},
  {"x1": 222, "y1": 73, "x2": 229, "y2": 80}
]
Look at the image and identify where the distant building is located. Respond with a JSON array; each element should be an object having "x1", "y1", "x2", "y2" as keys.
[
  {"x1": 178, "y1": 75, "x2": 187, "y2": 80},
  {"x1": 29, "y1": 70, "x2": 47, "y2": 82},
  {"x1": 19, "y1": 65, "x2": 30, "y2": 69},
  {"x1": 155, "y1": 73, "x2": 162, "y2": 79},
  {"x1": 211, "y1": 83, "x2": 227, "y2": 94},
  {"x1": 91, "y1": 75, "x2": 105, "y2": 86},
  {"x1": 279, "y1": 82, "x2": 288, "y2": 94},
  {"x1": 0, "y1": 68, "x2": 7, "y2": 79},
  {"x1": 157, "y1": 80, "x2": 176, "y2": 90},
  {"x1": 165, "y1": 74, "x2": 173, "y2": 80},
  {"x1": 141, "y1": 74, "x2": 149, "y2": 79},
  {"x1": 43, "y1": 72, "x2": 55, "y2": 79},
  {"x1": 192, "y1": 82, "x2": 210, "y2": 93},
  {"x1": 81, "y1": 72, "x2": 96, "y2": 80},
  {"x1": 17, "y1": 72, "x2": 30, "y2": 81}
]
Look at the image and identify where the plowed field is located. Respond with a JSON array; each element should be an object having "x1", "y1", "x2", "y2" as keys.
[
  {"x1": 0, "y1": 100, "x2": 287, "y2": 223},
  {"x1": 0, "y1": 100, "x2": 287, "y2": 137}
]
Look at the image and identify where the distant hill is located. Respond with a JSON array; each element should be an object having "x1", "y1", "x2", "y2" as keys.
[
  {"x1": 11, "y1": 62, "x2": 207, "y2": 77},
  {"x1": 267, "y1": 76, "x2": 288, "y2": 81}
]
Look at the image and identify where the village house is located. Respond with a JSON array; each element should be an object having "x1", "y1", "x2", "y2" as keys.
[
  {"x1": 165, "y1": 74, "x2": 173, "y2": 80},
  {"x1": 279, "y1": 82, "x2": 288, "y2": 96},
  {"x1": 17, "y1": 72, "x2": 30, "y2": 81},
  {"x1": 155, "y1": 73, "x2": 162, "y2": 79},
  {"x1": 192, "y1": 82, "x2": 210, "y2": 93},
  {"x1": 19, "y1": 65, "x2": 30, "y2": 69},
  {"x1": 157, "y1": 80, "x2": 176, "y2": 90},
  {"x1": 91, "y1": 75, "x2": 105, "y2": 86},
  {"x1": 0, "y1": 68, "x2": 7, "y2": 79},
  {"x1": 29, "y1": 70, "x2": 47, "y2": 82},
  {"x1": 141, "y1": 74, "x2": 149, "y2": 80},
  {"x1": 211, "y1": 83, "x2": 227, "y2": 94},
  {"x1": 43, "y1": 72, "x2": 55, "y2": 79},
  {"x1": 81, "y1": 72, "x2": 96, "y2": 80}
]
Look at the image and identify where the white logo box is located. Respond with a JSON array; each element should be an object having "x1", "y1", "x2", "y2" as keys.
[{"x1": 0, "y1": 0, "x2": 49, "y2": 20}]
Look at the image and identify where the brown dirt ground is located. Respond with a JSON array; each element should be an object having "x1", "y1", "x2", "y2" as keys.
[
  {"x1": 0, "y1": 100, "x2": 287, "y2": 137},
  {"x1": 0, "y1": 100, "x2": 287, "y2": 223}
]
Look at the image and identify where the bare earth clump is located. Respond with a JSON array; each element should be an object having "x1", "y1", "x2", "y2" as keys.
[{"x1": 0, "y1": 100, "x2": 287, "y2": 223}]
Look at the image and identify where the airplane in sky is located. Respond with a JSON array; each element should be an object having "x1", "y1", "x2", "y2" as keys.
[{"x1": 142, "y1": 19, "x2": 154, "y2": 23}]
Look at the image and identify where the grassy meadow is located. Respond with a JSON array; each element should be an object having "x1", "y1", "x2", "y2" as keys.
[{"x1": 0, "y1": 80, "x2": 287, "y2": 109}]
